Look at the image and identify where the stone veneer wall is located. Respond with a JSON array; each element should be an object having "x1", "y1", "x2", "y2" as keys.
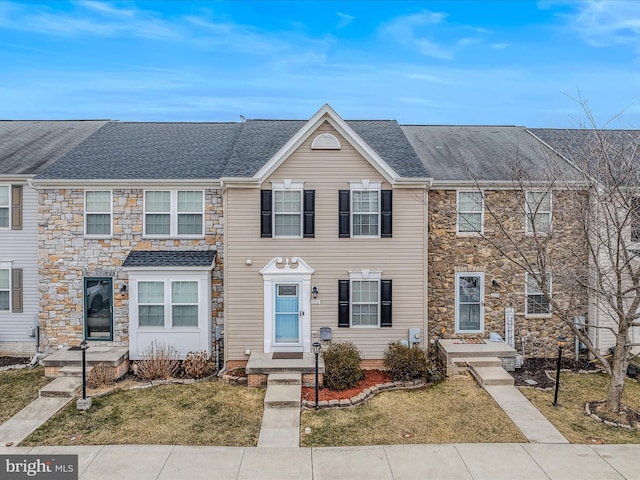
[
  {"x1": 38, "y1": 187, "x2": 224, "y2": 351},
  {"x1": 428, "y1": 189, "x2": 589, "y2": 357}
]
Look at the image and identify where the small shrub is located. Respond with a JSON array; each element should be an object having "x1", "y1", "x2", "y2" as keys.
[
  {"x1": 87, "y1": 364, "x2": 114, "y2": 389},
  {"x1": 384, "y1": 341, "x2": 437, "y2": 382},
  {"x1": 136, "y1": 341, "x2": 180, "y2": 381},
  {"x1": 182, "y1": 351, "x2": 215, "y2": 379},
  {"x1": 323, "y1": 342, "x2": 364, "y2": 391}
]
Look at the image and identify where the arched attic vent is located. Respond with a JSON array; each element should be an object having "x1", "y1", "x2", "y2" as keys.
[{"x1": 311, "y1": 133, "x2": 341, "y2": 150}]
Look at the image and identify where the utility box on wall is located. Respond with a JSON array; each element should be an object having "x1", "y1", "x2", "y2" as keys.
[{"x1": 408, "y1": 328, "x2": 421, "y2": 348}]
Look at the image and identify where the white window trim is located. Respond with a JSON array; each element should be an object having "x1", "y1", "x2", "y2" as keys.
[
  {"x1": 137, "y1": 281, "x2": 165, "y2": 328},
  {"x1": 84, "y1": 190, "x2": 113, "y2": 238},
  {"x1": 525, "y1": 190, "x2": 552, "y2": 235},
  {"x1": 349, "y1": 269, "x2": 382, "y2": 328},
  {"x1": 271, "y1": 181, "x2": 304, "y2": 238},
  {"x1": 127, "y1": 269, "x2": 212, "y2": 360},
  {"x1": 143, "y1": 190, "x2": 205, "y2": 239},
  {"x1": 457, "y1": 190, "x2": 484, "y2": 235},
  {"x1": 454, "y1": 272, "x2": 485, "y2": 334},
  {"x1": 349, "y1": 180, "x2": 382, "y2": 238},
  {"x1": 0, "y1": 184, "x2": 10, "y2": 230},
  {"x1": 525, "y1": 272, "x2": 552, "y2": 318},
  {"x1": 0, "y1": 261, "x2": 12, "y2": 311}
]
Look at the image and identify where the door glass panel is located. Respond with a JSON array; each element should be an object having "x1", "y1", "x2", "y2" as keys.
[
  {"x1": 457, "y1": 275, "x2": 482, "y2": 332},
  {"x1": 275, "y1": 284, "x2": 299, "y2": 343},
  {"x1": 85, "y1": 278, "x2": 113, "y2": 340}
]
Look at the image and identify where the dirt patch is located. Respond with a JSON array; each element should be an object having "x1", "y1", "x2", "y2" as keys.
[
  {"x1": 511, "y1": 357, "x2": 597, "y2": 389},
  {"x1": 0, "y1": 356, "x2": 29, "y2": 368},
  {"x1": 587, "y1": 400, "x2": 640, "y2": 429},
  {"x1": 301, "y1": 369, "x2": 392, "y2": 402}
]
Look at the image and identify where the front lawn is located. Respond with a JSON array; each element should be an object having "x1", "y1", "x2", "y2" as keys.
[
  {"x1": 520, "y1": 372, "x2": 640, "y2": 444},
  {"x1": 300, "y1": 381, "x2": 526, "y2": 446},
  {"x1": 22, "y1": 380, "x2": 265, "y2": 446},
  {"x1": 0, "y1": 367, "x2": 51, "y2": 423}
]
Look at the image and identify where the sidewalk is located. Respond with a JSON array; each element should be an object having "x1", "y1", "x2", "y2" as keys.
[{"x1": 1, "y1": 443, "x2": 638, "y2": 479}]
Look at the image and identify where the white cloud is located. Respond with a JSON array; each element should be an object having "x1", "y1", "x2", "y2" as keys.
[
  {"x1": 336, "y1": 12, "x2": 354, "y2": 28},
  {"x1": 563, "y1": 1, "x2": 640, "y2": 48},
  {"x1": 380, "y1": 10, "x2": 453, "y2": 60}
]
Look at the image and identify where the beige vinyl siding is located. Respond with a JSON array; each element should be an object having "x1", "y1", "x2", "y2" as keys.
[
  {"x1": 0, "y1": 183, "x2": 37, "y2": 355},
  {"x1": 225, "y1": 122, "x2": 428, "y2": 360}
]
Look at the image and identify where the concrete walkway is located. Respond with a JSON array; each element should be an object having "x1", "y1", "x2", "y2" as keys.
[
  {"x1": 257, "y1": 373, "x2": 302, "y2": 447},
  {"x1": 0, "y1": 397, "x2": 72, "y2": 446},
  {"x1": 1, "y1": 443, "x2": 638, "y2": 479}
]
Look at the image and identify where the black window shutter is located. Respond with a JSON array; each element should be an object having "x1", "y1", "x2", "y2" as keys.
[
  {"x1": 381, "y1": 190, "x2": 392, "y2": 238},
  {"x1": 380, "y1": 279, "x2": 392, "y2": 327},
  {"x1": 260, "y1": 190, "x2": 272, "y2": 238},
  {"x1": 303, "y1": 190, "x2": 315, "y2": 238},
  {"x1": 339, "y1": 190, "x2": 350, "y2": 238},
  {"x1": 11, "y1": 268, "x2": 23, "y2": 313},
  {"x1": 338, "y1": 280, "x2": 350, "y2": 327}
]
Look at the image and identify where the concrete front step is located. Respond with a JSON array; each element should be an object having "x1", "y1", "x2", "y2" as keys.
[
  {"x1": 257, "y1": 408, "x2": 301, "y2": 447},
  {"x1": 264, "y1": 384, "x2": 302, "y2": 408},
  {"x1": 39, "y1": 377, "x2": 82, "y2": 398},
  {"x1": 461, "y1": 357, "x2": 503, "y2": 368},
  {"x1": 58, "y1": 366, "x2": 94, "y2": 377},
  {"x1": 469, "y1": 366, "x2": 515, "y2": 386},
  {"x1": 268, "y1": 373, "x2": 302, "y2": 386}
]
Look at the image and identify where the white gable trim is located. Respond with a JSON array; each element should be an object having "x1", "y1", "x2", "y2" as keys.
[{"x1": 253, "y1": 104, "x2": 400, "y2": 184}]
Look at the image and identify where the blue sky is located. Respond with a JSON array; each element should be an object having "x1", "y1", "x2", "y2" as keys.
[{"x1": 1, "y1": 1, "x2": 639, "y2": 127}]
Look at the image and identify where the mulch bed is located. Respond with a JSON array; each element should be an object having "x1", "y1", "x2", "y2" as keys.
[
  {"x1": 510, "y1": 357, "x2": 597, "y2": 388},
  {"x1": 301, "y1": 369, "x2": 392, "y2": 402},
  {"x1": 587, "y1": 400, "x2": 640, "y2": 429},
  {"x1": 0, "y1": 356, "x2": 30, "y2": 368}
]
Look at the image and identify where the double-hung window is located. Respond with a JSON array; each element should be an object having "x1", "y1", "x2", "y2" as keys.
[
  {"x1": 0, "y1": 186, "x2": 9, "y2": 228},
  {"x1": 526, "y1": 190, "x2": 552, "y2": 234},
  {"x1": 138, "y1": 281, "x2": 165, "y2": 327},
  {"x1": 339, "y1": 181, "x2": 392, "y2": 238},
  {"x1": 631, "y1": 197, "x2": 640, "y2": 243},
  {"x1": 0, "y1": 268, "x2": 9, "y2": 311},
  {"x1": 338, "y1": 271, "x2": 392, "y2": 328},
  {"x1": 457, "y1": 191, "x2": 483, "y2": 234},
  {"x1": 144, "y1": 190, "x2": 204, "y2": 237},
  {"x1": 273, "y1": 189, "x2": 302, "y2": 237},
  {"x1": 261, "y1": 182, "x2": 315, "y2": 238},
  {"x1": 526, "y1": 272, "x2": 551, "y2": 316},
  {"x1": 85, "y1": 191, "x2": 112, "y2": 236},
  {"x1": 172, "y1": 281, "x2": 198, "y2": 327}
]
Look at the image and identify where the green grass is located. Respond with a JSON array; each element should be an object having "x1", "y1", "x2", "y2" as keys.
[
  {"x1": 520, "y1": 372, "x2": 640, "y2": 444},
  {"x1": 0, "y1": 367, "x2": 51, "y2": 423},
  {"x1": 22, "y1": 380, "x2": 265, "y2": 447},
  {"x1": 301, "y1": 381, "x2": 527, "y2": 447}
]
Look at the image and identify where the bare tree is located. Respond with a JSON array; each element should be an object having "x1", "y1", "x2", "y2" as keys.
[{"x1": 464, "y1": 104, "x2": 640, "y2": 414}]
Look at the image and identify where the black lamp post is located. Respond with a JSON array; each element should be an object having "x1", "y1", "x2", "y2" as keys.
[
  {"x1": 553, "y1": 335, "x2": 567, "y2": 407},
  {"x1": 81, "y1": 340, "x2": 88, "y2": 400},
  {"x1": 312, "y1": 342, "x2": 321, "y2": 410}
]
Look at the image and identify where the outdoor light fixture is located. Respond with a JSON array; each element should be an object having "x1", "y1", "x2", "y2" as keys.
[
  {"x1": 313, "y1": 342, "x2": 321, "y2": 410},
  {"x1": 492, "y1": 280, "x2": 499, "y2": 290},
  {"x1": 553, "y1": 335, "x2": 567, "y2": 407},
  {"x1": 77, "y1": 340, "x2": 92, "y2": 411},
  {"x1": 312, "y1": 286, "x2": 319, "y2": 299},
  {"x1": 120, "y1": 284, "x2": 127, "y2": 294}
]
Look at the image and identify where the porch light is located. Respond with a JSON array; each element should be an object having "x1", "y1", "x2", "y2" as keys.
[
  {"x1": 312, "y1": 286, "x2": 319, "y2": 299},
  {"x1": 120, "y1": 283, "x2": 127, "y2": 294}
]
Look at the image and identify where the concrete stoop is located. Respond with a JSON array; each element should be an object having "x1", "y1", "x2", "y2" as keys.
[
  {"x1": 258, "y1": 373, "x2": 302, "y2": 448},
  {"x1": 469, "y1": 365, "x2": 515, "y2": 386},
  {"x1": 38, "y1": 377, "x2": 82, "y2": 398}
]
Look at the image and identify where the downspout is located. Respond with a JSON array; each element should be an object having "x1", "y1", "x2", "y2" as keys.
[{"x1": 217, "y1": 178, "x2": 227, "y2": 376}]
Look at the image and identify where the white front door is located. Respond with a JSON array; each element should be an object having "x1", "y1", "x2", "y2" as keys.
[
  {"x1": 455, "y1": 272, "x2": 484, "y2": 334},
  {"x1": 274, "y1": 283, "x2": 302, "y2": 347}
]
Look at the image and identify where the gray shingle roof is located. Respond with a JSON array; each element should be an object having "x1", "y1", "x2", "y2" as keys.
[
  {"x1": 37, "y1": 122, "x2": 243, "y2": 179},
  {"x1": 0, "y1": 120, "x2": 108, "y2": 175},
  {"x1": 529, "y1": 128, "x2": 640, "y2": 163},
  {"x1": 401, "y1": 125, "x2": 562, "y2": 181},
  {"x1": 223, "y1": 119, "x2": 426, "y2": 178},
  {"x1": 122, "y1": 250, "x2": 216, "y2": 268}
]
